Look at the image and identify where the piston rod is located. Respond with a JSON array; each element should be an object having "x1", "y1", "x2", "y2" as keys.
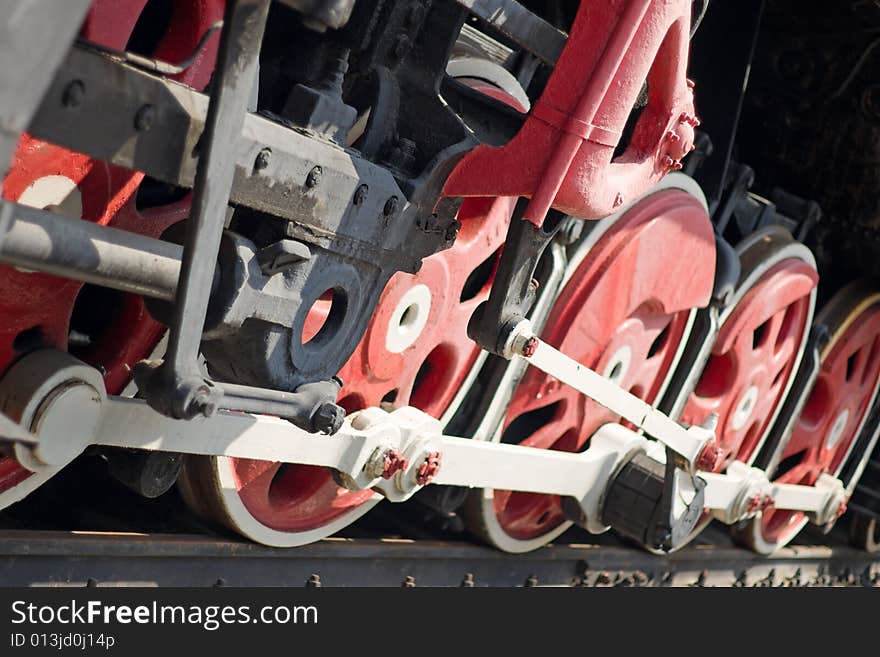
[{"x1": 0, "y1": 199, "x2": 182, "y2": 301}]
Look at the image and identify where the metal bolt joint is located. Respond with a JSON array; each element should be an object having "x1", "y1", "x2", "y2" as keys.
[
  {"x1": 311, "y1": 402, "x2": 345, "y2": 434},
  {"x1": 695, "y1": 440, "x2": 723, "y2": 472},
  {"x1": 416, "y1": 451, "x2": 442, "y2": 486}
]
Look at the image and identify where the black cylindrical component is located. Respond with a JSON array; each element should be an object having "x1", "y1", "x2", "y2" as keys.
[
  {"x1": 0, "y1": 200, "x2": 182, "y2": 301},
  {"x1": 105, "y1": 449, "x2": 183, "y2": 499},
  {"x1": 601, "y1": 452, "x2": 704, "y2": 552}
]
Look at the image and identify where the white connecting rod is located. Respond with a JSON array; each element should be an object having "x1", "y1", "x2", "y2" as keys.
[
  {"x1": 93, "y1": 398, "x2": 848, "y2": 528},
  {"x1": 0, "y1": 350, "x2": 847, "y2": 532},
  {"x1": 508, "y1": 323, "x2": 713, "y2": 470}
]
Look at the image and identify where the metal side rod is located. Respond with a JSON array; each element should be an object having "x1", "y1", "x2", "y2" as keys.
[
  {"x1": 0, "y1": 347, "x2": 846, "y2": 534},
  {"x1": 146, "y1": 0, "x2": 270, "y2": 420},
  {"x1": 507, "y1": 322, "x2": 715, "y2": 471},
  {"x1": 46, "y1": 396, "x2": 849, "y2": 531}
]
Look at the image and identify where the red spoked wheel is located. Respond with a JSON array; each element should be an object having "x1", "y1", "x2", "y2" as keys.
[
  {"x1": 0, "y1": 0, "x2": 222, "y2": 508},
  {"x1": 177, "y1": 64, "x2": 527, "y2": 547},
  {"x1": 672, "y1": 228, "x2": 818, "y2": 546},
  {"x1": 734, "y1": 281, "x2": 880, "y2": 553},
  {"x1": 177, "y1": 196, "x2": 514, "y2": 546},
  {"x1": 464, "y1": 187, "x2": 716, "y2": 553}
]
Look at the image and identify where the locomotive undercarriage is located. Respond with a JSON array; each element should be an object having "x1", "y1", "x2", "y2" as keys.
[{"x1": 0, "y1": 0, "x2": 879, "y2": 558}]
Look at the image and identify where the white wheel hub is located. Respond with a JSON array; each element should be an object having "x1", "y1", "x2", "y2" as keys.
[
  {"x1": 731, "y1": 385, "x2": 759, "y2": 431},
  {"x1": 16, "y1": 174, "x2": 83, "y2": 219},
  {"x1": 385, "y1": 284, "x2": 432, "y2": 354},
  {"x1": 825, "y1": 408, "x2": 849, "y2": 451}
]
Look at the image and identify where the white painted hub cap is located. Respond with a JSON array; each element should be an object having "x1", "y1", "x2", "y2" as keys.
[
  {"x1": 731, "y1": 385, "x2": 759, "y2": 431},
  {"x1": 385, "y1": 284, "x2": 432, "y2": 354},
  {"x1": 826, "y1": 409, "x2": 850, "y2": 451}
]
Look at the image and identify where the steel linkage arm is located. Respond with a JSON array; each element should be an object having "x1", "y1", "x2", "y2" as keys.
[
  {"x1": 0, "y1": 348, "x2": 848, "y2": 540},
  {"x1": 504, "y1": 320, "x2": 717, "y2": 472},
  {"x1": 138, "y1": 0, "x2": 270, "y2": 421},
  {"x1": 128, "y1": 0, "x2": 344, "y2": 432}
]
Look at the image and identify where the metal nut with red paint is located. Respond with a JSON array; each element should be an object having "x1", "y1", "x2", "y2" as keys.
[
  {"x1": 696, "y1": 441, "x2": 723, "y2": 472},
  {"x1": 746, "y1": 495, "x2": 763, "y2": 514},
  {"x1": 521, "y1": 336, "x2": 539, "y2": 358},
  {"x1": 381, "y1": 449, "x2": 409, "y2": 480},
  {"x1": 416, "y1": 452, "x2": 442, "y2": 486}
]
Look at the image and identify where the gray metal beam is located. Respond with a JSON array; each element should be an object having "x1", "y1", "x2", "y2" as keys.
[
  {"x1": 26, "y1": 44, "x2": 411, "y2": 269},
  {"x1": 0, "y1": 200, "x2": 182, "y2": 301},
  {"x1": 0, "y1": 0, "x2": 92, "y2": 173}
]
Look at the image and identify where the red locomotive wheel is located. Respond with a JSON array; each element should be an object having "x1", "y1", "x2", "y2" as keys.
[
  {"x1": 466, "y1": 186, "x2": 716, "y2": 552},
  {"x1": 672, "y1": 228, "x2": 818, "y2": 547},
  {"x1": 0, "y1": 0, "x2": 223, "y2": 508},
  {"x1": 177, "y1": 67, "x2": 527, "y2": 546},
  {"x1": 735, "y1": 282, "x2": 880, "y2": 553},
  {"x1": 178, "y1": 196, "x2": 515, "y2": 545}
]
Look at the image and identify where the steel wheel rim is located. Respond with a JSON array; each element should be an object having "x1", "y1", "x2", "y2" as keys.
[{"x1": 667, "y1": 228, "x2": 818, "y2": 549}]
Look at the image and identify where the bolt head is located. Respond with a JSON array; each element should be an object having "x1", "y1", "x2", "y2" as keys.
[
  {"x1": 380, "y1": 449, "x2": 408, "y2": 479},
  {"x1": 134, "y1": 104, "x2": 155, "y2": 132},
  {"x1": 696, "y1": 441, "x2": 722, "y2": 471},
  {"x1": 192, "y1": 391, "x2": 216, "y2": 418},
  {"x1": 312, "y1": 402, "x2": 344, "y2": 434},
  {"x1": 415, "y1": 452, "x2": 442, "y2": 486},
  {"x1": 62, "y1": 80, "x2": 85, "y2": 109},
  {"x1": 521, "y1": 336, "x2": 539, "y2": 358},
  {"x1": 254, "y1": 148, "x2": 272, "y2": 172},
  {"x1": 306, "y1": 165, "x2": 323, "y2": 188},
  {"x1": 383, "y1": 196, "x2": 400, "y2": 217},
  {"x1": 353, "y1": 184, "x2": 369, "y2": 206}
]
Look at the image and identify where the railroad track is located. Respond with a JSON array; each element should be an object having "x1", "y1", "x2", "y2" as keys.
[{"x1": 1, "y1": 525, "x2": 877, "y2": 588}]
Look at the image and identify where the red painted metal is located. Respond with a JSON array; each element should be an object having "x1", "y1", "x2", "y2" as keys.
[
  {"x1": 443, "y1": 0, "x2": 697, "y2": 225},
  {"x1": 492, "y1": 189, "x2": 715, "y2": 541},
  {"x1": 760, "y1": 302, "x2": 880, "y2": 545},
  {"x1": 0, "y1": 0, "x2": 223, "y2": 498},
  {"x1": 380, "y1": 450, "x2": 408, "y2": 480},
  {"x1": 681, "y1": 260, "x2": 818, "y2": 470},
  {"x1": 82, "y1": 0, "x2": 223, "y2": 90}
]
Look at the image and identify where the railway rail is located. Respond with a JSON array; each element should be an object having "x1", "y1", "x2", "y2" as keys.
[{"x1": 1, "y1": 527, "x2": 878, "y2": 588}]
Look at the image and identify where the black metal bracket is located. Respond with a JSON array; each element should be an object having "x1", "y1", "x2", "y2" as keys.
[
  {"x1": 138, "y1": 0, "x2": 342, "y2": 431},
  {"x1": 467, "y1": 200, "x2": 565, "y2": 355}
]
